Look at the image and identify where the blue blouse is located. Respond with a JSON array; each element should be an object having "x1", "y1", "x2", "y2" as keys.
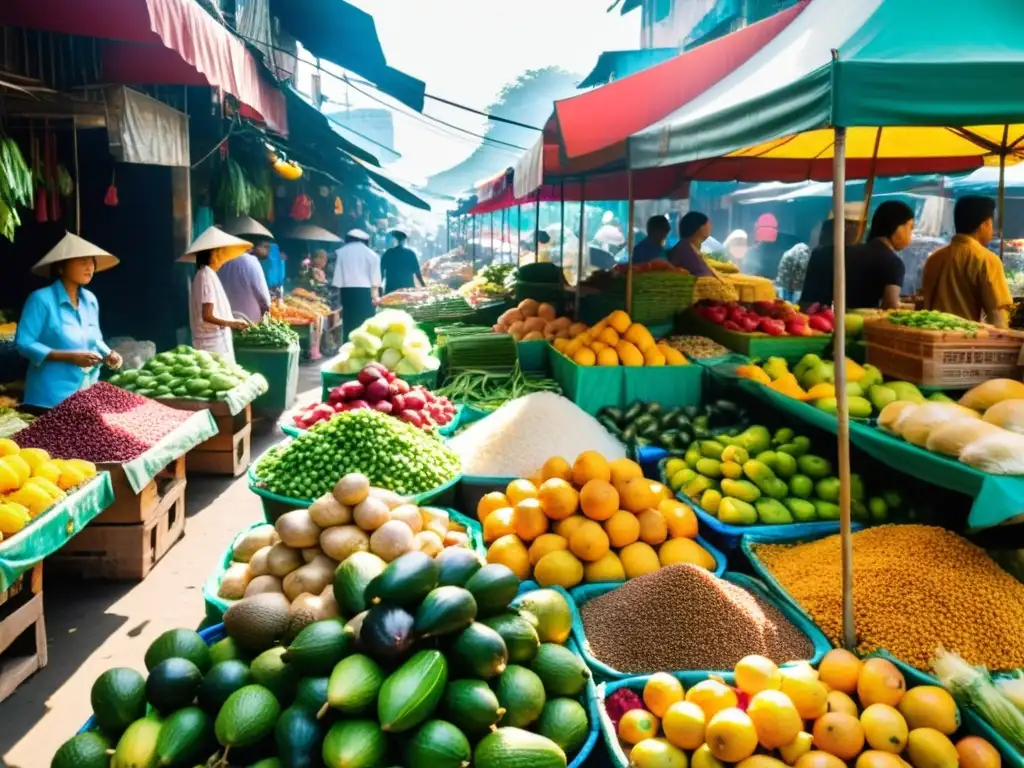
[{"x1": 15, "y1": 281, "x2": 111, "y2": 408}]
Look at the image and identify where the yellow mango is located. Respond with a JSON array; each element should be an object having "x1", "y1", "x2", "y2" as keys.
[
  {"x1": 597, "y1": 348, "x2": 620, "y2": 366},
  {"x1": 0, "y1": 462, "x2": 20, "y2": 493},
  {"x1": 57, "y1": 464, "x2": 86, "y2": 491},
  {"x1": 661, "y1": 346, "x2": 689, "y2": 366},
  {"x1": 643, "y1": 347, "x2": 667, "y2": 366},
  {"x1": 7, "y1": 484, "x2": 54, "y2": 517},
  {"x1": 0, "y1": 439, "x2": 19, "y2": 457},
  {"x1": 590, "y1": 341, "x2": 609, "y2": 354},
  {"x1": 26, "y1": 476, "x2": 66, "y2": 500},
  {"x1": 597, "y1": 327, "x2": 620, "y2": 346},
  {"x1": 65, "y1": 459, "x2": 97, "y2": 478},
  {"x1": 573, "y1": 347, "x2": 597, "y2": 367},
  {"x1": 624, "y1": 323, "x2": 656, "y2": 352},
  {"x1": 17, "y1": 448, "x2": 50, "y2": 471},
  {"x1": 1, "y1": 455, "x2": 30, "y2": 486},
  {"x1": 607, "y1": 310, "x2": 632, "y2": 334},
  {"x1": 804, "y1": 383, "x2": 837, "y2": 400},
  {"x1": 33, "y1": 460, "x2": 62, "y2": 485},
  {"x1": 615, "y1": 340, "x2": 644, "y2": 367},
  {"x1": 0, "y1": 502, "x2": 29, "y2": 535}
]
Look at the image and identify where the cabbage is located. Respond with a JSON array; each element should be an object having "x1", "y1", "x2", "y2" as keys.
[
  {"x1": 350, "y1": 329, "x2": 382, "y2": 354},
  {"x1": 424, "y1": 355, "x2": 441, "y2": 371},
  {"x1": 363, "y1": 314, "x2": 390, "y2": 337},
  {"x1": 383, "y1": 310, "x2": 416, "y2": 335},
  {"x1": 380, "y1": 348, "x2": 403, "y2": 370},
  {"x1": 341, "y1": 356, "x2": 368, "y2": 374},
  {"x1": 381, "y1": 330, "x2": 406, "y2": 350},
  {"x1": 402, "y1": 347, "x2": 429, "y2": 372},
  {"x1": 394, "y1": 357, "x2": 420, "y2": 375}
]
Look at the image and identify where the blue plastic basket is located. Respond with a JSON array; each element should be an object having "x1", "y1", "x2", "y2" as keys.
[
  {"x1": 568, "y1": 572, "x2": 831, "y2": 682},
  {"x1": 658, "y1": 457, "x2": 860, "y2": 550}
]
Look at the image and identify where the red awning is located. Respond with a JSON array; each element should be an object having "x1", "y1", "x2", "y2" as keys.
[
  {"x1": 0, "y1": 0, "x2": 287, "y2": 135},
  {"x1": 550, "y1": 0, "x2": 809, "y2": 161}
]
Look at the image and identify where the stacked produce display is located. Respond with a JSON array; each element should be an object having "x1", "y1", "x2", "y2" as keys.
[
  {"x1": 255, "y1": 410, "x2": 461, "y2": 499},
  {"x1": 437, "y1": 367, "x2": 561, "y2": 414},
  {"x1": 110, "y1": 346, "x2": 255, "y2": 401},
  {"x1": 327, "y1": 310, "x2": 442, "y2": 376},
  {"x1": 602, "y1": 650, "x2": 1003, "y2": 768},
  {"x1": 292, "y1": 363, "x2": 456, "y2": 431},
  {"x1": 58, "y1": 556, "x2": 593, "y2": 767},
  {"x1": 478, "y1": 452, "x2": 719, "y2": 588},
  {"x1": 234, "y1": 318, "x2": 301, "y2": 349},
  {"x1": 694, "y1": 299, "x2": 834, "y2": 336},
  {"x1": 555, "y1": 311, "x2": 688, "y2": 367},
  {"x1": 597, "y1": 400, "x2": 752, "y2": 454},
  {"x1": 493, "y1": 299, "x2": 583, "y2": 342},
  {"x1": 0, "y1": 439, "x2": 97, "y2": 536},
  {"x1": 458, "y1": 263, "x2": 515, "y2": 301}
]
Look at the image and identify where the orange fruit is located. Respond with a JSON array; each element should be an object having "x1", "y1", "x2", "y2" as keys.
[
  {"x1": 486, "y1": 534, "x2": 531, "y2": 580},
  {"x1": 662, "y1": 701, "x2": 707, "y2": 750},
  {"x1": 812, "y1": 712, "x2": 865, "y2": 760},
  {"x1": 819, "y1": 649, "x2": 862, "y2": 695},
  {"x1": 604, "y1": 510, "x2": 641, "y2": 548},
  {"x1": 506, "y1": 478, "x2": 538, "y2": 506},
  {"x1": 826, "y1": 690, "x2": 859, "y2": 717},
  {"x1": 856, "y1": 751, "x2": 913, "y2": 768},
  {"x1": 861, "y1": 704, "x2": 909, "y2": 754},
  {"x1": 955, "y1": 736, "x2": 1002, "y2": 768},
  {"x1": 538, "y1": 478, "x2": 580, "y2": 520},
  {"x1": 686, "y1": 679, "x2": 738, "y2": 720},
  {"x1": 659, "y1": 538, "x2": 716, "y2": 569},
  {"x1": 512, "y1": 498, "x2": 548, "y2": 542},
  {"x1": 572, "y1": 450, "x2": 611, "y2": 486},
  {"x1": 609, "y1": 457, "x2": 644, "y2": 486},
  {"x1": 795, "y1": 752, "x2": 848, "y2": 768},
  {"x1": 907, "y1": 728, "x2": 959, "y2": 768},
  {"x1": 643, "y1": 673, "x2": 685, "y2": 718},
  {"x1": 735, "y1": 655, "x2": 782, "y2": 696},
  {"x1": 779, "y1": 732, "x2": 814, "y2": 765},
  {"x1": 630, "y1": 739, "x2": 687, "y2": 768},
  {"x1": 482, "y1": 507, "x2": 515, "y2": 543},
  {"x1": 554, "y1": 514, "x2": 588, "y2": 540},
  {"x1": 619, "y1": 541, "x2": 661, "y2": 579},
  {"x1": 528, "y1": 533, "x2": 568, "y2": 565},
  {"x1": 477, "y1": 491, "x2": 509, "y2": 523},
  {"x1": 620, "y1": 477, "x2": 659, "y2": 513},
  {"x1": 541, "y1": 456, "x2": 573, "y2": 482},
  {"x1": 748, "y1": 689, "x2": 802, "y2": 749},
  {"x1": 584, "y1": 551, "x2": 625, "y2": 582},
  {"x1": 650, "y1": 481, "x2": 672, "y2": 502},
  {"x1": 637, "y1": 508, "x2": 668, "y2": 545},
  {"x1": 692, "y1": 743, "x2": 728, "y2": 768},
  {"x1": 706, "y1": 707, "x2": 759, "y2": 763},
  {"x1": 858, "y1": 658, "x2": 906, "y2": 708},
  {"x1": 569, "y1": 520, "x2": 610, "y2": 562},
  {"x1": 898, "y1": 686, "x2": 959, "y2": 735},
  {"x1": 618, "y1": 708, "x2": 660, "y2": 746},
  {"x1": 738, "y1": 758, "x2": 790, "y2": 768},
  {"x1": 781, "y1": 663, "x2": 828, "y2": 720},
  {"x1": 533, "y1": 550, "x2": 584, "y2": 589},
  {"x1": 572, "y1": 347, "x2": 596, "y2": 366},
  {"x1": 580, "y1": 479, "x2": 619, "y2": 521},
  {"x1": 660, "y1": 499, "x2": 698, "y2": 539}
]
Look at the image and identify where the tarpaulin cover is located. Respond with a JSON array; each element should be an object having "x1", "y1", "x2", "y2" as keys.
[
  {"x1": 120, "y1": 409, "x2": 218, "y2": 494},
  {"x1": 0, "y1": 0, "x2": 287, "y2": 135},
  {"x1": 107, "y1": 87, "x2": 189, "y2": 167},
  {"x1": 577, "y1": 48, "x2": 680, "y2": 89},
  {"x1": 629, "y1": 0, "x2": 1024, "y2": 176},
  {"x1": 0, "y1": 473, "x2": 114, "y2": 590}
]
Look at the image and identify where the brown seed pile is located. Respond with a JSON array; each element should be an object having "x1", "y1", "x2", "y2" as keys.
[
  {"x1": 754, "y1": 524, "x2": 1024, "y2": 671},
  {"x1": 580, "y1": 564, "x2": 814, "y2": 673},
  {"x1": 663, "y1": 335, "x2": 731, "y2": 359}
]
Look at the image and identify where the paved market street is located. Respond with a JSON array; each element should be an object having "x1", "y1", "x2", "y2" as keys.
[{"x1": 0, "y1": 367, "x2": 321, "y2": 768}]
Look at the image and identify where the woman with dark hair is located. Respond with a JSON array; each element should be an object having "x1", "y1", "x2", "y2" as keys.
[
  {"x1": 667, "y1": 212, "x2": 714, "y2": 276},
  {"x1": 179, "y1": 226, "x2": 252, "y2": 362},
  {"x1": 800, "y1": 202, "x2": 912, "y2": 309},
  {"x1": 16, "y1": 233, "x2": 122, "y2": 409}
]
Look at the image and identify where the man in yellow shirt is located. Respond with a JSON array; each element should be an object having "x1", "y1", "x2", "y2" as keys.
[{"x1": 922, "y1": 196, "x2": 1013, "y2": 328}]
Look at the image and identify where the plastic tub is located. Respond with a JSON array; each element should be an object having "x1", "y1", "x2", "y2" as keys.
[
  {"x1": 659, "y1": 457, "x2": 859, "y2": 550},
  {"x1": 203, "y1": 511, "x2": 486, "y2": 623},
  {"x1": 568, "y1": 572, "x2": 830, "y2": 682}
]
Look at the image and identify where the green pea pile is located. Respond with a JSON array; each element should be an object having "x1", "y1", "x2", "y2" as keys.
[
  {"x1": 888, "y1": 310, "x2": 980, "y2": 333},
  {"x1": 255, "y1": 409, "x2": 461, "y2": 498}
]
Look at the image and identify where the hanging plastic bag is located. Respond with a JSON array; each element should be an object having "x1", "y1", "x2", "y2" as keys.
[{"x1": 290, "y1": 193, "x2": 312, "y2": 221}]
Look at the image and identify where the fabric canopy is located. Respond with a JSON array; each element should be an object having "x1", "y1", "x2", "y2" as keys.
[
  {"x1": 269, "y1": 0, "x2": 426, "y2": 112},
  {"x1": 629, "y1": 0, "x2": 1024, "y2": 174},
  {"x1": 577, "y1": 48, "x2": 679, "y2": 88},
  {"x1": 0, "y1": 0, "x2": 287, "y2": 135}
]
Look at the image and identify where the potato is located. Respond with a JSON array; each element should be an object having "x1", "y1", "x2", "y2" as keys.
[
  {"x1": 320, "y1": 525, "x2": 370, "y2": 561},
  {"x1": 248, "y1": 545, "x2": 273, "y2": 577},
  {"x1": 537, "y1": 303, "x2": 556, "y2": 321},
  {"x1": 276, "y1": 509, "x2": 322, "y2": 549},
  {"x1": 218, "y1": 562, "x2": 253, "y2": 600},
  {"x1": 309, "y1": 494, "x2": 352, "y2": 528},
  {"x1": 568, "y1": 322, "x2": 588, "y2": 337},
  {"x1": 302, "y1": 547, "x2": 328, "y2": 564},
  {"x1": 518, "y1": 298, "x2": 539, "y2": 317},
  {"x1": 283, "y1": 560, "x2": 334, "y2": 601},
  {"x1": 522, "y1": 317, "x2": 546, "y2": 334},
  {"x1": 369, "y1": 520, "x2": 415, "y2": 562},
  {"x1": 508, "y1": 320, "x2": 526, "y2": 337},
  {"x1": 320, "y1": 584, "x2": 341, "y2": 617},
  {"x1": 245, "y1": 574, "x2": 284, "y2": 597},
  {"x1": 333, "y1": 473, "x2": 370, "y2": 505},
  {"x1": 498, "y1": 308, "x2": 524, "y2": 326},
  {"x1": 368, "y1": 487, "x2": 407, "y2": 509},
  {"x1": 550, "y1": 316, "x2": 572, "y2": 330},
  {"x1": 354, "y1": 497, "x2": 390, "y2": 531},
  {"x1": 414, "y1": 530, "x2": 444, "y2": 557},
  {"x1": 389, "y1": 504, "x2": 424, "y2": 534},
  {"x1": 267, "y1": 542, "x2": 303, "y2": 577},
  {"x1": 232, "y1": 524, "x2": 277, "y2": 563},
  {"x1": 522, "y1": 331, "x2": 544, "y2": 341}
]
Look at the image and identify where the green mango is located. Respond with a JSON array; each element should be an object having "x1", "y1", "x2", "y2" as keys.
[
  {"x1": 772, "y1": 427, "x2": 795, "y2": 446},
  {"x1": 868, "y1": 496, "x2": 890, "y2": 522},
  {"x1": 720, "y1": 478, "x2": 761, "y2": 504},
  {"x1": 718, "y1": 497, "x2": 758, "y2": 525},
  {"x1": 735, "y1": 425, "x2": 771, "y2": 455},
  {"x1": 814, "y1": 477, "x2": 841, "y2": 503},
  {"x1": 869, "y1": 384, "x2": 897, "y2": 412},
  {"x1": 797, "y1": 454, "x2": 833, "y2": 479},
  {"x1": 755, "y1": 451, "x2": 779, "y2": 472},
  {"x1": 777, "y1": 436, "x2": 812, "y2": 457},
  {"x1": 813, "y1": 500, "x2": 841, "y2": 521},
  {"x1": 773, "y1": 452, "x2": 797, "y2": 479},
  {"x1": 787, "y1": 474, "x2": 814, "y2": 499},
  {"x1": 784, "y1": 497, "x2": 817, "y2": 522},
  {"x1": 755, "y1": 498, "x2": 794, "y2": 525}
]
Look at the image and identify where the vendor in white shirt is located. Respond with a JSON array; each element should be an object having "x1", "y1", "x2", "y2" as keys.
[
  {"x1": 332, "y1": 228, "x2": 382, "y2": 339},
  {"x1": 179, "y1": 226, "x2": 252, "y2": 362}
]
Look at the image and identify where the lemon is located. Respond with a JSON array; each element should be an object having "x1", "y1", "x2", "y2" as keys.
[{"x1": 533, "y1": 550, "x2": 584, "y2": 589}]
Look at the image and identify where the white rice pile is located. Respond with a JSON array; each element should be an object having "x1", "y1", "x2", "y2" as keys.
[{"x1": 450, "y1": 391, "x2": 626, "y2": 477}]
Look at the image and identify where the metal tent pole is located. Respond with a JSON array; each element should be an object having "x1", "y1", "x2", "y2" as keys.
[
  {"x1": 626, "y1": 170, "x2": 636, "y2": 315},
  {"x1": 517, "y1": 204, "x2": 522, "y2": 266},
  {"x1": 576, "y1": 180, "x2": 586, "y2": 320},
  {"x1": 832, "y1": 123, "x2": 856, "y2": 651}
]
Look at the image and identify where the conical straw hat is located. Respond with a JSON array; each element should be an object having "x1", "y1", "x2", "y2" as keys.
[
  {"x1": 279, "y1": 222, "x2": 341, "y2": 243},
  {"x1": 178, "y1": 226, "x2": 253, "y2": 263},
  {"x1": 224, "y1": 215, "x2": 274, "y2": 239},
  {"x1": 31, "y1": 232, "x2": 119, "y2": 277}
]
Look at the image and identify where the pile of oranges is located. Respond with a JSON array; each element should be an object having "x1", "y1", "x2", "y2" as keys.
[
  {"x1": 611, "y1": 650, "x2": 1002, "y2": 768},
  {"x1": 479, "y1": 451, "x2": 717, "y2": 588}
]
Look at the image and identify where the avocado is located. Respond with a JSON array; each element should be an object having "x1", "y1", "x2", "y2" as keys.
[
  {"x1": 250, "y1": 647, "x2": 300, "y2": 706},
  {"x1": 155, "y1": 707, "x2": 214, "y2": 767},
  {"x1": 146, "y1": 658, "x2": 202, "y2": 713},
  {"x1": 199, "y1": 660, "x2": 252, "y2": 713},
  {"x1": 90, "y1": 667, "x2": 147, "y2": 736}
]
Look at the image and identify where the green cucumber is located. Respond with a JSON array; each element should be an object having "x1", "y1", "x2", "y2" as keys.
[
  {"x1": 405, "y1": 720, "x2": 472, "y2": 768},
  {"x1": 481, "y1": 612, "x2": 541, "y2": 664},
  {"x1": 463, "y1": 564, "x2": 518, "y2": 617},
  {"x1": 326, "y1": 654, "x2": 384, "y2": 716},
  {"x1": 451, "y1": 622, "x2": 508, "y2": 679},
  {"x1": 443, "y1": 679, "x2": 505, "y2": 737},
  {"x1": 378, "y1": 650, "x2": 448, "y2": 733},
  {"x1": 282, "y1": 619, "x2": 351, "y2": 676},
  {"x1": 474, "y1": 727, "x2": 567, "y2": 768},
  {"x1": 413, "y1": 586, "x2": 477, "y2": 638},
  {"x1": 154, "y1": 707, "x2": 213, "y2": 767},
  {"x1": 365, "y1": 550, "x2": 439, "y2": 608},
  {"x1": 495, "y1": 665, "x2": 546, "y2": 728},
  {"x1": 529, "y1": 643, "x2": 590, "y2": 696},
  {"x1": 333, "y1": 551, "x2": 387, "y2": 615},
  {"x1": 322, "y1": 720, "x2": 385, "y2": 768}
]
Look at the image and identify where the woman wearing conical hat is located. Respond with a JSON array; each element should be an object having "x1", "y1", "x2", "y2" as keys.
[
  {"x1": 179, "y1": 226, "x2": 252, "y2": 363},
  {"x1": 15, "y1": 232, "x2": 122, "y2": 409}
]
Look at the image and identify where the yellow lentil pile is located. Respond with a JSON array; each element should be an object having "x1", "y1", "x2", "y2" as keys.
[{"x1": 753, "y1": 524, "x2": 1024, "y2": 671}]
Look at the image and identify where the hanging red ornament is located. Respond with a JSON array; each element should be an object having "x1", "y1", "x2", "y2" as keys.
[
  {"x1": 290, "y1": 193, "x2": 312, "y2": 220},
  {"x1": 104, "y1": 169, "x2": 119, "y2": 207}
]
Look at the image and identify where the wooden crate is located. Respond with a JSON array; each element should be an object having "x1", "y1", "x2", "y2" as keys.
[
  {"x1": 50, "y1": 480, "x2": 186, "y2": 580},
  {"x1": 0, "y1": 563, "x2": 46, "y2": 702},
  {"x1": 94, "y1": 454, "x2": 186, "y2": 525},
  {"x1": 186, "y1": 421, "x2": 251, "y2": 476},
  {"x1": 864, "y1": 319, "x2": 1024, "y2": 387}
]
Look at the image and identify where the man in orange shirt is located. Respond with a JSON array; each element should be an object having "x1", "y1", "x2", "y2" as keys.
[{"x1": 922, "y1": 196, "x2": 1013, "y2": 328}]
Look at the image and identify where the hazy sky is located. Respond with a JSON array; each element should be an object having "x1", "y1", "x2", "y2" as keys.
[{"x1": 305, "y1": 1, "x2": 639, "y2": 189}]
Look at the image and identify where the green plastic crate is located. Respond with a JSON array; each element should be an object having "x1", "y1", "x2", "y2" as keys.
[
  {"x1": 678, "y1": 311, "x2": 834, "y2": 361},
  {"x1": 234, "y1": 343, "x2": 300, "y2": 414}
]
